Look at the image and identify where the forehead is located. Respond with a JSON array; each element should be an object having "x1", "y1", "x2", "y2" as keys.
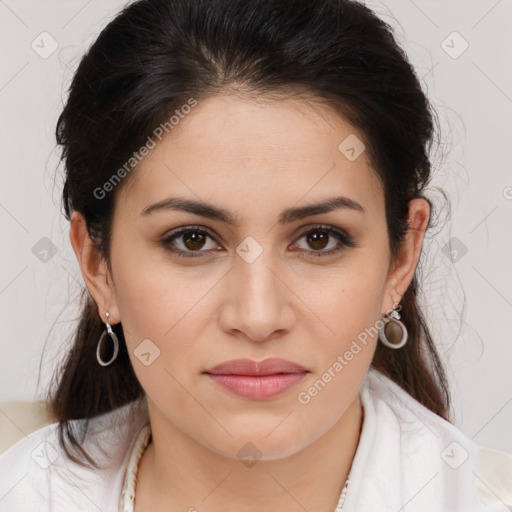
[{"x1": 116, "y1": 92, "x2": 384, "y2": 224}]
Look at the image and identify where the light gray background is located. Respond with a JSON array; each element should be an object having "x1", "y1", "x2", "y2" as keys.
[{"x1": 0, "y1": 0, "x2": 511, "y2": 452}]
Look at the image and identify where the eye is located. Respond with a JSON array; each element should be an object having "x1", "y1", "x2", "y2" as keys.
[
  {"x1": 160, "y1": 225, "x2": 222, "y2": 258},
  {"x1": 160, "y1": 223, "x2": 355, "y2": 259},
  {"x1": 291, "y1": 224, "x2": 355, "y2": 257}
]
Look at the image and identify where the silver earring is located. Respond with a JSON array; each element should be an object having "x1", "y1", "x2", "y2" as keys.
[
  {"x1": 96, "y1": 311, "x2": 119, "y2": 366},
  {"x1": 378, "y1": 307, "x2": 408, "y2": 349}
]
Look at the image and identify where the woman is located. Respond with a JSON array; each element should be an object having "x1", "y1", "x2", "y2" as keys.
[{"x1": 0, "y1": 0, "x2": 510, "y2": 510}]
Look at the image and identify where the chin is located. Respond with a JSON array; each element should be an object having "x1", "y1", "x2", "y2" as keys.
[{"x1": 201, "y1": 427, "x2": 314, "y2": 463}]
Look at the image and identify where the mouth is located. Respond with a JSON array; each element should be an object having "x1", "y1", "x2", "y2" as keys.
[{"x1": 204, "y1": 358, "x2": 309, "y2": 400}]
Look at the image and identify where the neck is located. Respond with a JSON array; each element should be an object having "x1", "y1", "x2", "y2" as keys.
[{"x1": 134, "y1": 395, "x2": 364, "y2": 512}]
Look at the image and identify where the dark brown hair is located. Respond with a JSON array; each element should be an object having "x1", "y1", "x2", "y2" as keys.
[{"x1": 48, "y1": 0, "x2": 451, "y2": 467}]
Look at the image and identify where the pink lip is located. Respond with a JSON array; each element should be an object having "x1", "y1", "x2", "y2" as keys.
[
  {"x1": 206, "y1": 357, "x2": 307, "y2": 376},
  {"x1": 204, "y1": 358, "x2": 309, "y2": 400}
]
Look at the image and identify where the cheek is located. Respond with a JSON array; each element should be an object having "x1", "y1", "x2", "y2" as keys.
[
  {"x1": 109, "y1": 265, "x2": 172, "y2": 375},
  {"x1": 305, "y1": 286, "x2": 379, "y2": 396},
  {"x1": 112, "y1": 243, "x2": 209, "y2": 341},
  {"x1": 111, "y1": 250, "x2": 222, "y2": 390},
  {"x1": 300, "y1": 258, "x2": 387, "y2": 347},
  {"x1": 291, "y1": 268, "x2": 383, "y2": 432},
  {"x1": 114, "y1": 265, "x2": 206, "y2": 425}
]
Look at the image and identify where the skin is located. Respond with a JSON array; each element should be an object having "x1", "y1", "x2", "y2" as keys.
[{"x1": 70, "y1": 92, "x2": 430, "y2": 511}]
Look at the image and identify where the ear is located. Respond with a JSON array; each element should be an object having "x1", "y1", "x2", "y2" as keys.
[
  {"x1": 382, "y1": 197, "x2": 430, "y2": 313},
  {"x1": 69, "y1": 211, "x2": 121, "y2": 325}
]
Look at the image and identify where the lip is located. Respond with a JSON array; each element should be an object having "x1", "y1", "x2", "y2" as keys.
[
  {"x1": 204, "y1": 358, "x2": 309, "y2": 400},
  {"x1": 206, "y1": 357, "x2": 308, "y2": 376}
]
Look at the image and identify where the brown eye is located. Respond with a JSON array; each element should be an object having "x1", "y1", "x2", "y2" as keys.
[
  {"x1": 160, "y1": 226, "x2": 221, "y2": 257},
  {"x1": 182, "y1": 231, "x2": 207, "y2": 250},
  {"x1": 306, "y1": 230, "x2": 330, "y2": 250},
  {"x1": 292, "y1": 225, "x2": 355, "y2": 256}
]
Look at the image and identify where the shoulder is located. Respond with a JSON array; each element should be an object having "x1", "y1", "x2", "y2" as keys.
[
  {"x1": 477, "y1": 445, "x2": 512, "y2": 509},
  {"x1": 0, "y1": 420, "x2": 60, "y2": 512},
  {"x1": 0, "y1": 400, "x2": 149, "y2": 512},
  {"x1": 353, "y1": 367, "x2": 512, "y2": 510}
]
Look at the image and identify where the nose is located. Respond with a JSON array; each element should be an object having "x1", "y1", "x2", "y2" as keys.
[{"x1": 217, "y1": 247, "x2": 296, "y2": 342}]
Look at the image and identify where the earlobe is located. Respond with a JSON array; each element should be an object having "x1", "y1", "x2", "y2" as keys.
[{"x1": 69, "y1": 211, "x2": 120, "y2": 324}]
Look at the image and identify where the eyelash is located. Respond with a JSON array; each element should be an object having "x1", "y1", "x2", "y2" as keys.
[{"x1": 160, "y1": 224, "x2": 356, "y2": 259}]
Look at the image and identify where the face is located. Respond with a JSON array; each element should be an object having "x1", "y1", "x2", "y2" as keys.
[{"x1": 72, "y1": 92, "x2": 427, "y2": 461}]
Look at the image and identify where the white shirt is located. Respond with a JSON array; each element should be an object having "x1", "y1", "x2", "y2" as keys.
[{"x1": 1, "y1": 366, "x2": 511, "y2": 511}]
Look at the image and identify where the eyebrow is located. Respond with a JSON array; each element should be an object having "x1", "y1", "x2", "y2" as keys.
[{"x1": 140, "y1": 195, "x2": 365, "y2": 224}]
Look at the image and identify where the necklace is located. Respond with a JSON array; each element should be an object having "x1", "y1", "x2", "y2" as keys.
[
  {"x1": 122, "y1": 425, "x2": 352, "y2": 511},
  {"x1": 334, "y1": 474, "x2": 350, "y2": 511}
]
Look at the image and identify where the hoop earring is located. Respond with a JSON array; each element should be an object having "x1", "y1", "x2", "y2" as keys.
[
  {"x1": 378, "y1": 307, "x2": 408, "y2": 349},
  {"x1": 96, "y1": 311, "x2": 119, "y2": 366}
]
